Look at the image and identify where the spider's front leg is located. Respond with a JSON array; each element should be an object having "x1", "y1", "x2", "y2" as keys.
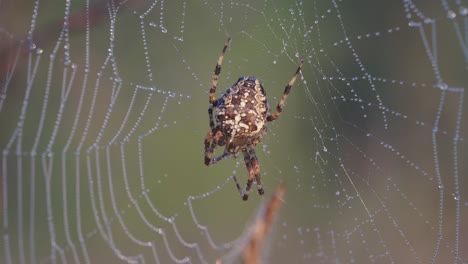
[
  {"x1": 241, "y1": 145, "x2": 264, "y2": 201},
  {"x1": 204, "y1": 128, "x2": 221, "y2": 165},
  {"x1": 204, "y1": 128, "x2": 230, "y2": 166},
  {"x1": 208, "y1": 104, "x2": 216, "y2": 130}
]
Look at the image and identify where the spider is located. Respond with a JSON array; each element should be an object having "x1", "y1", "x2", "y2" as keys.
[{"x1": 204, "y1": 37, "x2": 303, "y2": 201}]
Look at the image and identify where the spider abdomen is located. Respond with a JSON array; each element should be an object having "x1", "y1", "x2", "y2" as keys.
[{"x1": 215, "y1": 77, "x2": 269, "y2": 139}]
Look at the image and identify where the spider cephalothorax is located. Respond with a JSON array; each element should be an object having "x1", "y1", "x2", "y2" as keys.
[{"x1": 204, "y1": 37, "x2": 303, "y2": 201}]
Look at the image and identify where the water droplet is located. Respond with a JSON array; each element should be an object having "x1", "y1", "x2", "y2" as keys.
[
  {"x1": 437, "y1": 83, "x2": 448, "y2": 90},
  {"x1": 460, "y1": 7, "x2": 468, "y2": 16},
  {"x1": 447, "y1": 10, "x2": 456, "y2": 19}
]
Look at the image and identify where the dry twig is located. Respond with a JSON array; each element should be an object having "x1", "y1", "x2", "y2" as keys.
[{"x1": 242, "y1": 184, "x2": 285, "y2": 264}]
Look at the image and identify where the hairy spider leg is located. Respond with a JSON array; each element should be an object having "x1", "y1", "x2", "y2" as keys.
[
  {"x1": 209, "y1": 37, "x2": 231, "y2": 105},
  {"x1": 242, "y1": 148, "x2": 254, "y2": 201},
  {"x1": 207, "y1": 140, "x2": 232, "y2": 165},
  {"x1": 211, "y1": 151, "x2": 230, "y2": 164},
  {"x1": 232, "y1": 174, "x2": 246, "y2": 198},
  {"x1": 204, "y1": 128, "x2": 232, "y2": 166},
  {"x1": 247, "y1": 145, "x2": 264, "y2": 196},
  {"x1": 204, "y1": 129, "x2": 223, "y2": 165},
  {"x1": 208, "y1": 104, "x2": 215, "y2": 130},
  {"x1": 204, "y1": 130, "x2": 215, "y2": 165},
  {"x1": 267, "y1": 59, "x2": 304, "y2": 122},
  {"x1": 241, "y1": 145, "x2": 263, "y2": 201}
]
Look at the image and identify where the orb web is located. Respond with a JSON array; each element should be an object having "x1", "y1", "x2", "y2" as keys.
[{"x1": 0, "y1": 0, "x2": 466, "y2": 263}]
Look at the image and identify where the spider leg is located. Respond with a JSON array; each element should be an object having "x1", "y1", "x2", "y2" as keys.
[
  {"x1": 209, "y1": 37, "x2": 231, "y2": 104},
  {"x1": 210, "y1": 151, "x2": 230, "y2": 164},
  {"x1": 232, "y1": 174, "x2": 246, "y2": 198},
  {"x1": 204, "y1": 130, "x2": 215, "y2": 165},
  {"x1": 210, "y1": 137, "x2": 234, "y2": 164},
  {"x1": 241, "y1": 145, "x2": 264, "y2": 201},
  {"x1": 242, "y1": 148, "x2": 254, "y2": 201},
  {"x1": 248, "y1": 145, "x2": 264, "y2": 196},
  {"x1": 267, "y1": 59, "x2": 304, "y2": 122},
  {"x1": 208, "y1": 104, "x2": 215, "y2": 130},
  {"x1": 204, "y1": 128, "x2": 230, "y2": 165},
  {"x1": 204, "y1": 128, "x2": 222, "y2": 165}
]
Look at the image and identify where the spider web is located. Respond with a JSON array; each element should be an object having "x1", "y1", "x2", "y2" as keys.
[{"x1": 1, "y1": 0, "x2": 467, "y2": 263}]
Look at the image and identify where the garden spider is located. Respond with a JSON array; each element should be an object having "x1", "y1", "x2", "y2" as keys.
[{"x1": 204, "y1": 37, "x2": 303, "y2": 201}]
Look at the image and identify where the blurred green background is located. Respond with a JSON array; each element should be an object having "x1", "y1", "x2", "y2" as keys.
[{"x1": 1, "y1": 0, "x2": 466, "y2": 263}]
